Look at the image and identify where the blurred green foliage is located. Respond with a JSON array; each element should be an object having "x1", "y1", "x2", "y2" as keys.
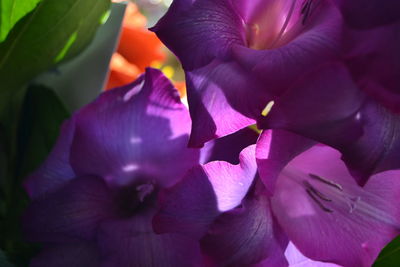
[
  {"x1": 0, "y1": 0, "x2": 42, "y2": 42},
  {"x1": 0, "y1": 84, "x2": 69, "y2": 266},
  {"x1": 0, "y1": 0, "x2": 110, "y2": 123},
  {"x1": 374, "y1": 235, "x2": 400, "y2": 267}
]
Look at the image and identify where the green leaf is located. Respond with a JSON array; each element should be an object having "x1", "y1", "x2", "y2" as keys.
[
  {"x1": 0, "y1": 84, "x2": 68, "y2": 266},
  {"x1": 374, "y1": 235, "x2": 400, "y2": 267},
  {"x1": 16, "y1": 84, "x2": 69, "y2": 179},
  {"x1": 0, "y1": 0, "x2": 110, "y2": 121},
  {"x1": 0, "y1": 249, "x2": 13, "y2": 267},
  {"x1": 0, "y1": 0, "x2": 42, "y2": 42}
]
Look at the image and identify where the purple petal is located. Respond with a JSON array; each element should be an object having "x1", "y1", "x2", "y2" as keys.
[
  {"x1": 186, "y1": 60, "x2": 269, "y2": 147},
  {"x1": 23, "y1": 176, "x2": 116, "y2": 243},
  {"x1": 98, "y1": 212, "x2": 202, "y2": 267},
  {"x1": 340, "y1": 100, "x2": 400, "y2": 185},
  {"x1": 232, "y1": 0, "x2": 343, "y2": 89},
  {"x1": 271, "y1": 145, "x2": 400, "y2": 267},
  {"x1": 285, "y1": 242, "x2": 341, "y2": 267},
  {"x1": 343, "y1": 23, "x2": 400, "y2": 113},
  {"x1": 260, "y1": 63, "x2": 365, "y2": 149},
  {"x1": 70, "y1": 68, "x2": 199, "y2": 188},
  {"x1": 202, "y1": 126, "x2": 259, "y2": 165},
  {"x1": 30, "y1": 242, "x2": 99, "y2": 267},
  {"x1": 23, "y1": 119, "x2": 76, "y2": 199},
  {"x1": 151, "y1": 0, "x2": 245, "y2": 70},
  {"x1": 256, "y1": 130, "x2": 315, "y2": 195},
  {"x1": 334, "y1": 0, "x2": 400, "y2": 29},
  {"x1": 154, "y1": 145, "x2": 257, "y2": 238},
  {"x1": 201, "y1": 195, "x2": 288, "y2": 266}
]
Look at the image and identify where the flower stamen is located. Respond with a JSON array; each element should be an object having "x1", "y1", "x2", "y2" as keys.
[
  {"x1": 305, "y1": 188, "x2": 333, "y2": 213},
  {"x1": 303, "y1": 180, "x2": 332, "y2": 202},
  {"x1": 309, "y1": 173, "x2": 343, "y2": 191}
]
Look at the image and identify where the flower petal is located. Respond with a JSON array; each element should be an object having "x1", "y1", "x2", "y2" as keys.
[
  {"x1": 256, "y1": 130, "x2": 315, "y2": 195},
  {"x1": 153, "y1": 145, "x2": 257, "y2": 238},
  {"x1": 232, "y1": 0, "x2": 343, "y2": 89},
  {"x1": 334, "y1": 0, "x2": 400, "y2": 29},
  {"x1": 203, "y1": 126, "x2": 259, "y2": 165},
  {"x1": 343, "y1": 23, "x2": 400, "y2": 113},
  {"x1": 23, "y1": 119, "x2": 76, "y2": 199},
  {"x1": 151, "y1": 0, "x2": 245, "y2": 70},
  {"x1": 70, "y1": 68, "x2": 199, "y2": 187},
  {"x1": 260, "y1": 63, "x2": 365, "y2": 150},
  {"x1": 30, "y1": 242, "x2": 100, "y2": 267},
  {"x1": 201, "y1": 195, "x2": 288, "y2": 266},
  {"x1": 271, "y1": 145, "x2": 400, "y2": 267},
  {"x1": 98, "y1": 212, "x2": 202, "y2": 267},
  {"x1": 186, "y1": 60, "x2": 269, "y2": 147},
  {"x1": 23, "y1": 176, "x2": 116, "y2": 243},
  {"x1": 285, "y1": 242, "x2": 341, "y2": 267},
  {"x1": 340, "y1": 100, "x2": 400, "y2": 184}
]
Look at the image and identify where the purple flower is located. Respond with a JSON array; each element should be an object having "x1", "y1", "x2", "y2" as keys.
[
  {"x1": 260, "y1": 63, "x2": 400, "y2": 184},
  {"x1": 152, "y1": 0, "x2": 343, "y2": 147},
  {"x1": 154, "y1": 130, "x2": 400, "y2": 266},
  {"x1": 22, "y1": 68, "x2": 257, "y2": 266}
]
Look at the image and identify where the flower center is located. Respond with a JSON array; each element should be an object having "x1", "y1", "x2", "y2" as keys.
[
  {"x1": 245, "y1": 0, "x2": 318, "y2": 50},
  {"x1": 114, "y1": 182, "x2": 156, "y2": 218}
]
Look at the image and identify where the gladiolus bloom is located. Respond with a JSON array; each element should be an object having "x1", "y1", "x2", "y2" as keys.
[
  {"x1": 154, "y1": 130, "x2": 400, "y2": 266},
  {"x1": 22, "y1": 69, "x2": 257, "y2": 266}
]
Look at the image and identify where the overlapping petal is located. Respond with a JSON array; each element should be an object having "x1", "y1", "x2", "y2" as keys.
[
  {"x1": 151, "y1": 0, "x2": 244, "y2": 70},
  {"x1": 260, "y1": 63, "x2": 365, "y2": 148},
  {"x1": 201, "y1": 195, "x2": 288, "y2": 266},
  {"x1": 98, "y1": 211, "x2": 202, "y2": 267},
  {"x1": 23, "y1": 176, "x2": 116, "y2": 243},
  {"x1": 186, "y1": 60, "x2": 268, "y2": 147},
  {"x1": 232, "y1": 0, "x2": 343, "y2": 88},
  {"x1": 333, "y1": 0, "x2": 400, "y2": 29},
  {"x1": 271, "y1": 145, "x2": 400, "y2": 267},
  {"x1": 30, "y1": 242, "x2": 100, "y2": 267},
  {"x1": 256, "y1": 130, "x2": 315, "y2": 195},
  {"x1": 339, "y1": 100, "x2": 400, "y2": 184},
  {"x1": 153, "y1": 145, "x2": 257, "y2": 238},
  {"x1": 70, "y1": 68, "x2": 199, "y2": 187}
]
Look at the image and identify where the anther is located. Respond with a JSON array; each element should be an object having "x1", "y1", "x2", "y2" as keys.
[
  {"x1": 303, "y1": 180, "x2": 332, "y2": 202},
  {"x1": 309, "y1": 173, "x2": 343, "y2": 191},
  {"x1": 306, "y1": 188, "x2": 333, "y2": 213}
]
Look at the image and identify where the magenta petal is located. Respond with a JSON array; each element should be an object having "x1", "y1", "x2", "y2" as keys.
[
  {"x1": 23, "y1": 119, "x2": 76, "y2": 199},
  {"x1": 98, "y1": 213, "x2": 202, "y2": 267},
  {"x1": 186, "y1": 60, "x2": 269, "y2": 147},
  {"x1": 23, "y1": 176, "x2": 116, "y2": 243},
  {"x1": 201, "y1": 196, "x2": 288, "y2": 266},
  {"x1": 204, "y1": 126, "x2": 258, "y2": 165},
  {"x1": 30, "y1": 242, "x2": 99, "y2": 267},
  {"x1": 261, "y1": 63, "x2": 365, "y2": 148},
  {"x1": 151, "y1": 0, "x2": 245, "y2": 70},
  {"x1": 232, "y1": 0, "x2": 342, "y2": 88},
  {"x1": 256, "y1": 130, "x2": 315, "y2": 195},
  {"x1": 285, "y1": 242, "x2": 341, "y2": 267},
  {"x1": 271, "y1": 145, "x2": 400, "y2": 267},
  {"x1": 70, "y1": 68, "x2": 199, "y2": 187},
  {"x1": 154, "y1": 145, "x2": 257, "y2": 238}
]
